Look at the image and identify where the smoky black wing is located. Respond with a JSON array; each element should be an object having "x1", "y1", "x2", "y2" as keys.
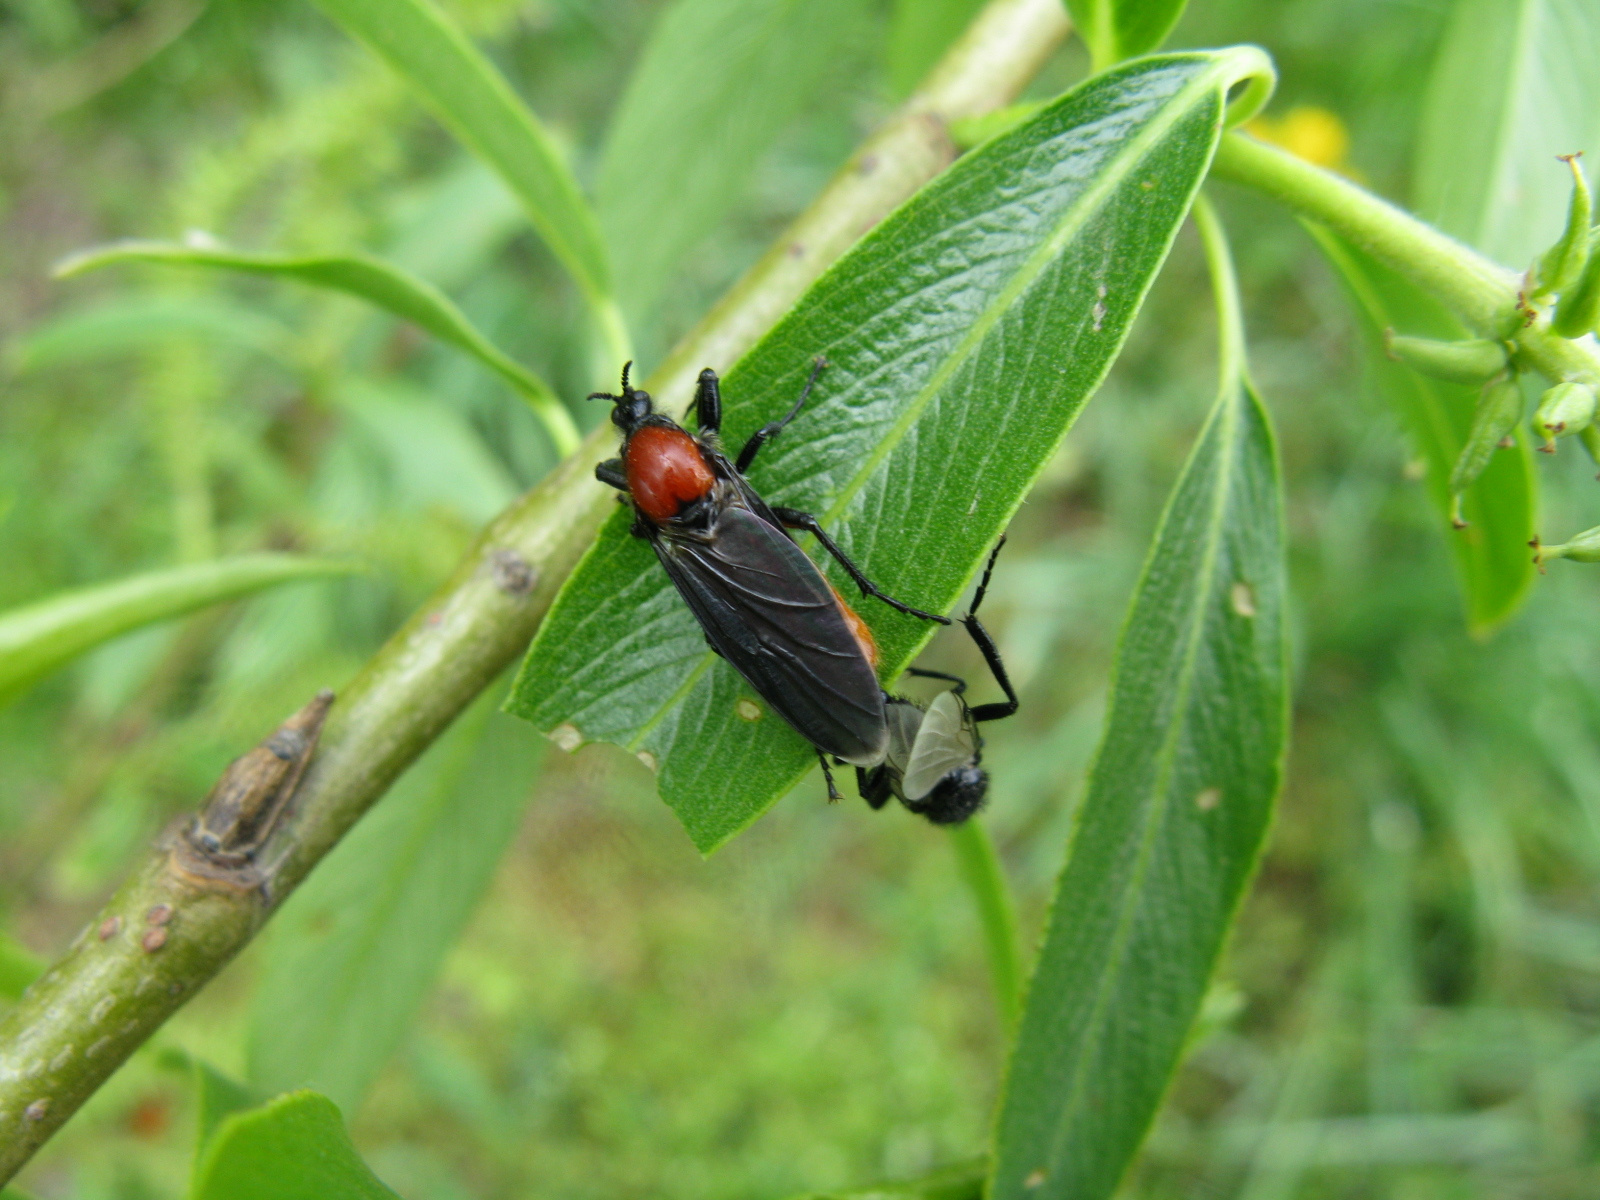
[{"x1": 651, "y1": 504, "x2": 886, "y2": 766}]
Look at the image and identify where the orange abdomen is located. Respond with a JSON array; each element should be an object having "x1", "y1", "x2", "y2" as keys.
[
  {"x1": 829, "y1": 583, "x2": 879, "y2": 670},
  {"x1": 626, "y1": 425, "x2": 716, "y2": 523}
]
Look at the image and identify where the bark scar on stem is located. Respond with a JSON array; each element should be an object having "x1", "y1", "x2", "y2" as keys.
[{"x1": 168, "y1": 689, "x2": 334, "y2": 896}]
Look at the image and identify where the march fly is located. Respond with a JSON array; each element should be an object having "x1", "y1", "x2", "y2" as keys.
[{"x1": 590, "y1": 359, "x2": 949, "y2": 797}]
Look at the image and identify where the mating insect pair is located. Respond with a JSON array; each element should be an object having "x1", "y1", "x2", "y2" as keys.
[{"x1": 590, "y1": 360, "x2": 1017, "y2": 824}]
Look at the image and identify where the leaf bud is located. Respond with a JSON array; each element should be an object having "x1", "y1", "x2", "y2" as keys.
[
  {"x1": 1534, "y1": 525, "x2": 1600, "y2": 566},
  {"x1": 1385, "y1": 331, "x2": 1508, "y2": 385},
  {"x1": 1532, "y1": 381, "x2": 1597, "y2": 450},
  {"x1": 1580, "y1": 424, "x2": 1600, "y2": 478},
  {"x1": 1554, "y1": 230, "x2": 1600, "y2": 337},
  {"x1": 1449, "y1": 377, "x2": 1523, "y2": 527},
  {"x1": 1536, "y1": 155, "x2": 1592, "y2": 296}
]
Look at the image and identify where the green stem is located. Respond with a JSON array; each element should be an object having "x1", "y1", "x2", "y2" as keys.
[
  {"x1": 949, "y1": 819, "x2": 1023, "y2": 1029},
  {"x1": 1210, "y1": 133, "x2": 1513, "y2": 333},
  {"x1": 1210, "y1": 132, "x2": 1600, "y2": 389},
  {"x1": 1191, "y1": 193, "x2": 1244, "y2": 388},
  {"x1": 0, "y1": 0, "x2": 1071, "y2": 1178}
]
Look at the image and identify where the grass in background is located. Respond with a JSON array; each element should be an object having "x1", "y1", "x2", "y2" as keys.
[{"x1": 5, "y1": 0, "x2": 1600, "y2": 1196}]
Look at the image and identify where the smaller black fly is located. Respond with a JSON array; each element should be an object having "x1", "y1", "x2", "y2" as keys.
[{"x1": 856, "y1": 537, "x2": 1019, "y2": 825}]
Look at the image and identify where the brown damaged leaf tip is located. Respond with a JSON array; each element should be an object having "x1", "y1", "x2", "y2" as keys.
[{"x1": 175, "y1": 689, "x2": 334, "y2": 886}]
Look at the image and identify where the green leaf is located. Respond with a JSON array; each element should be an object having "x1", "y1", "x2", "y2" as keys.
[
  {"x1": 194, "y1": 1060, "x2": 261, "y2": 1159},
  {"x1": 56, "y1": 240, "x2": 579, "y2": 455},
  {"x1": 7, "y1": 294, "x2": 294, "y2": 374},
  {"x1": 1068, "y1": 0, "x2": 1190, "y2": 73},
  {"x1": 0, "y1": 554, "x2": 360, "y2": 704},
  {"x1": 598, "y1": 0, "x2": 870, "y2": 324},
  {"x1": 0, "y1": 932, "x2": 44, "y2": 1000},
  {"x1": 511, "y1": 49, "x2": 1275, "y2": 853},
  {"x1": 248, "y1": 695, "x2": 538, "y2": 1115},
  {"x1": 789, "y1": 1159, "x2": 986, "y2": 1199},
  {"x1": 1415, "y1": 0, "x2": 1600, "y2": 269},
  {"x1": 988, "y1": 199, "x2": 1287, "y2": 1200},
  {"x1": 191, "y1": 1091, "x2": 399, "y2": 1200},
  {"x1": 886, "y1": 0, "x2": 986, "y2": 98},
  {"x1": 1309, "y1": 226, "x2": 1536, "y2": 633},
  {"x1": 305, "y1": 0, "x2": 613, "y2": 332}
]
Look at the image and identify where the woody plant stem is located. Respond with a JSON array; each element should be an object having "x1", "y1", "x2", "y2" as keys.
[{"x1": 0, "y1": 0, "x2": 1070, "y2": 1177}]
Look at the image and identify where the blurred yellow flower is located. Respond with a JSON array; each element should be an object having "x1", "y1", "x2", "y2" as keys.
[{"x1": 1245, "y1": 105, "x2": 1353, "y2": 174}]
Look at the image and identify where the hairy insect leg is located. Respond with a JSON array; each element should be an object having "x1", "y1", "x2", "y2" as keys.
[
  {"x1": 817, "y1": 750, "x2": 842, "y2": 801},
  {"x1": 693, "y1": 367, "x2": 723, "y2": 434},
  {"x1": 734, "y1": 356, "x2": 829, "y2": 473},
  {"x1": 856, "y1": 764, "x2": 892, "y2": 809},
  {"x1": 969, "y1": 535, "x2": 1005, "y2": 617},
  {"x1": 595, "y1": 458, "x2": 628, "y2": 490},
  {"x1": 962, "y1": 537, "x2": 1019, "y2": 723},
  {"x1": 905, "y1": 666, "x2": 968, "y2": 694},
  {"x1": 770, "y1": 506, "x2": 950, "y2": 625}
]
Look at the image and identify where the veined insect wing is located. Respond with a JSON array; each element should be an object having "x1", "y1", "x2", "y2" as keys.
[{"x1": 900, "y1": 690, "x2": 977, "y2": 801}]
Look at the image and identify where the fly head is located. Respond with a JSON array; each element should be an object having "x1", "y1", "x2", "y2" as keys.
[{"x1": 588, "y1": 360, "x2": 654, "y2": 431}]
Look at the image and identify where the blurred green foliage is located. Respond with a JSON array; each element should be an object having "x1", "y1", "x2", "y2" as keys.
[{"x1": 5, "y1": 0, "x2": 1600, "y2": 1197}]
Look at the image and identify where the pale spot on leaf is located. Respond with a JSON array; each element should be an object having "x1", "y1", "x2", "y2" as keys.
[
  {"x1": 1196, "y1": 787, "x2": 1221, "y2": 811},
  {"x1": 1230, "y1": 582, "x2": 1256, "y2": 617},
  {"x1": 549, "y1": 724, "x2": 582, "y2": 752},
  {"x1": 736, "y1": 698, "x2": 763, "y2": 722}
]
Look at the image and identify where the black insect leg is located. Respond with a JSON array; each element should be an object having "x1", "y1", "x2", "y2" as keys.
[
  {"x1": 905, "y1": 666, "x2": 968, "y2": 695},
  {"x1": 856, "y1": 765, "x2": 892, "y2": 809},
  {"x1": 817, "y1": 750, "x2": 842, "y2": 801},
  {"x1": 770, "y1": 507, "x2": 951, "y2": 625},
  {"x1": 693, "y1": 367, "x2": 723, "y2": 434},
  {"x1": 960, "y1": 536, "x2": 1017, "y2": 721},
  {"x1": 595, "y1": 458, "x2": 627, "y2": 490},
  {"x1": 962, "y1": 615, "x2": 1018, "y2": 723},
  {"x1": 969, "y1": 535, "x2": 1005, "y2": 617},
  {"x1": 734, "y1": 356, "x2": 828, "y2": 473}
]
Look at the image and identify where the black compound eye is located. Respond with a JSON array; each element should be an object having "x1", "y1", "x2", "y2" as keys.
[{"x1": 910, "y1": 766, "x2": 988, "y2": 825}]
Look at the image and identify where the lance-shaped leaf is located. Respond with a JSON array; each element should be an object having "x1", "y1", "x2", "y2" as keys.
[
  {"x1": 1068, "y1": 0, "x2": 1191, "y2": 72},
  {"x1": 988, "y1": 197, "x2": 1287, "y2": 1200},
  {"x1": 56, "y1": 240, "x2": 580, "y2": 454},
  {"x1": 192, "y1": 1091, "x2": 398, "y2": 1200},
  {"x1": 1309, "y1": 227, "x2": 1536, "y2": 633},
  {"x1": 0, "y1": 554, "x2": 360, "y2": 704},
  {"x1": 305, "y1": 0, "x2": 615, "y2": 331},
  {"x1": 1415, "y1": 0, "x2": 1600, "y2": 270},
  {"x1": 510, "y1": 49, "x2": 1275, "y2": 853},
  {"x1": 7, "y1": 294, "x2": 294, "y2": 374},
  {"x1": 598, "y1": 0, "x2": 871, "y2": 324}
]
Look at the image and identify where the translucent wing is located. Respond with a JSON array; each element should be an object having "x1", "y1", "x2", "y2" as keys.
[
  {"x1": 900, "y1": 690, "x2": 976, "y2": 801},
  {"x1": 653, "y1": 502, "x2": 887, "y2": 766}
]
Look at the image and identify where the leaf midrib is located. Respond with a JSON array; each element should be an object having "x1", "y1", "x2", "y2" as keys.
[
  {"x1": 1035, "y1": 388, "x2": 1243, "y2": 1184},
  {"x1": 624, "y1": 59, "x2": 1227, "y2": 753}
]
